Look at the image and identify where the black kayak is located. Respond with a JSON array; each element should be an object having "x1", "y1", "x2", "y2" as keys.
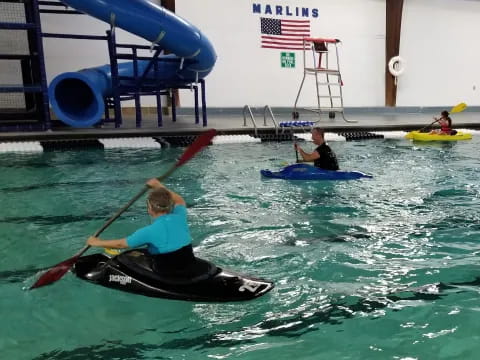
[{"x1": 72, "y1": 250, "x2": 274, "y2": 302}]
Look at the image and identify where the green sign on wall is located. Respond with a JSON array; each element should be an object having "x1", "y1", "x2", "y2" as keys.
[{"x1": 281, "y1": 52, "x2": 295, "y2": 68}]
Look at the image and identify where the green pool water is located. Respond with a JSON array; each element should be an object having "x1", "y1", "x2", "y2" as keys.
[{"x1": 1, "y1": 137, "x2": 480, "y2": 359}]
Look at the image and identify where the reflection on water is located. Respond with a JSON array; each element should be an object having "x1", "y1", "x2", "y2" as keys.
[{"x1": 1, "y1": 138, "x2": 480, "y2": 359}]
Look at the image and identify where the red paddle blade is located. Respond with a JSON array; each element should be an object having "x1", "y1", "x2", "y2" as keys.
[
  {"x1": 176, "y1": 129, "x2": 216, "y2": 167},
  {"x1": 29, "y1": 255, "x2": 79, "y2": 289}
]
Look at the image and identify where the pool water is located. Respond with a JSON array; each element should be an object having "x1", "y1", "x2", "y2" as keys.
[{"x1": 1, "y1": 137, "x2": 480, "y2": 359}]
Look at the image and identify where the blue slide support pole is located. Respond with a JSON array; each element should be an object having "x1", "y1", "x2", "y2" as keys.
[{"x1": 201, "y1": 79, "x2": 207, "y2": 127}]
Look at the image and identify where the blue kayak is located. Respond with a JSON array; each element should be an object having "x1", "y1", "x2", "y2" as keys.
[{"x1": 260, "y1": 164, "x2": 372, "y2": 180}]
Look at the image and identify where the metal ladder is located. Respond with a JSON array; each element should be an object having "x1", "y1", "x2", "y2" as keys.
[{"x1": 243, "y1": 105, "x2": 280, "y2": 136}]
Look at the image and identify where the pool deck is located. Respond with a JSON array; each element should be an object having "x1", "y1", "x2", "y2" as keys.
[{"x1": 1, "y1": 108, "x2": 480, "y2": 141}]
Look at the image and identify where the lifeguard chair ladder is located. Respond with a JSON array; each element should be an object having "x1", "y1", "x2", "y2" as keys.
[{"x1": 292, "y1": 37, "x2": 355, "y2": 123}]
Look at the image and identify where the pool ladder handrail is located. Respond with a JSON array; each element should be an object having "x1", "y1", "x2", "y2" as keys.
[
  {"x1": 263, "y1": 105, "x2": 279, "y2": 135},
  {"x1": 243, "y1": 105, "x2": 258, "y2": 136}
]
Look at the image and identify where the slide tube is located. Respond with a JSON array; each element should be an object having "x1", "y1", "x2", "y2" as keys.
[{"x1": 49, "y1": 0, "x2": 216, "y2": 127}]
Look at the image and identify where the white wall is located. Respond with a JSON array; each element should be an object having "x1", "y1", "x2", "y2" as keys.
[
  {"x1": 42, "y1": 14, "x2": 149, "y2": 79},
  {"x1": 399, "y1": 0, "x2": 480, "y2": 106},
  {"x1": 41, "y1": 0, "x2": 480, "y2": 108},
  {"x1": 176, "y1": 0, "x2": 385, "y2": 107}
]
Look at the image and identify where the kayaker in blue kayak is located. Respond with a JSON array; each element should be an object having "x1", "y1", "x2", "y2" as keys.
[
  {"x1": 86, "y1": 179, "x2": 197, "y2": 275},
  {"x1": 294, "y1": 128, "x2": 339, "y2": 170}
]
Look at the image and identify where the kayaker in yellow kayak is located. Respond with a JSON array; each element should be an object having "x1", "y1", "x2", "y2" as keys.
[
  {"x1": 404, "y1": 103, "x2": 471, "y2": 141},
  {"x1": 430, "y1": 110, "x2": 456, "y2": 135}
]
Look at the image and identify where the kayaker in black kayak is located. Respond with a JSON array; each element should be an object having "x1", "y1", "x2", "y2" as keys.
[
  {"x1": 86, "y1": 178, "x2": 198, "y2": 276},
  {"x1": 294, "y1": 127, "x2": 339, "y2": 170}
]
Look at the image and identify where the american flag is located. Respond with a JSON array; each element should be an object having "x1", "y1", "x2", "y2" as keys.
[{"x1": 260, "y1": 17, "x2": 310, "y2": 50}]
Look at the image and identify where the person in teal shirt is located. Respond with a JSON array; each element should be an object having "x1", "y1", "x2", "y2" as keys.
[{"x1": 87, "y1": 178, "x2": 196, "y2": 274}]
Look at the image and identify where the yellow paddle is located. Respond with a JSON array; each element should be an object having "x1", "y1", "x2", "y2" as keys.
[{"x1": 450, "y1": 102, "x2": 467, "y2": 114}]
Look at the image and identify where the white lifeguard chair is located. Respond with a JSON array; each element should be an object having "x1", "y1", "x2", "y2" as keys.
[{"x1": 292, "y1": 37, "x2": 355, "y2": 123}]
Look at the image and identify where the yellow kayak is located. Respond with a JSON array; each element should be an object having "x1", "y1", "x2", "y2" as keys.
[{"x1": 405, "y1": 131, "x2": 472, "y2": 141}]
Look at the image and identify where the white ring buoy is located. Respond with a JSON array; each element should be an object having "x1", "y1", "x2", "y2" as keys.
[{"x1": 388, "y1": 56, "x2": 406, "y2": 77}]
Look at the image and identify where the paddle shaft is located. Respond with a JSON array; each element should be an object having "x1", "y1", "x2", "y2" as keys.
[
  {"x1": 418, "y1": 119, "x2": 440, "y2": 132},
  {"x1": 291, "y1": 128, "x2": 300, "y2": 163}
]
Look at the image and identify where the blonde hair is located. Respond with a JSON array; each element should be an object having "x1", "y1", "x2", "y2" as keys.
[{"x1": 147, "y1": 188, "x2": 174, "y2": 214}]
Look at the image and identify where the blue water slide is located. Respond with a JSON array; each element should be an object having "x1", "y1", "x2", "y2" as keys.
[{"x1": 49, "y1": 0, "x2": 217, "y2": 127}]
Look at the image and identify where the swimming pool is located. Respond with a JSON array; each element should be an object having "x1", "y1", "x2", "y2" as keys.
[{"x1": 1, "y1": 136, "x2": 480, "y2": 359}]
